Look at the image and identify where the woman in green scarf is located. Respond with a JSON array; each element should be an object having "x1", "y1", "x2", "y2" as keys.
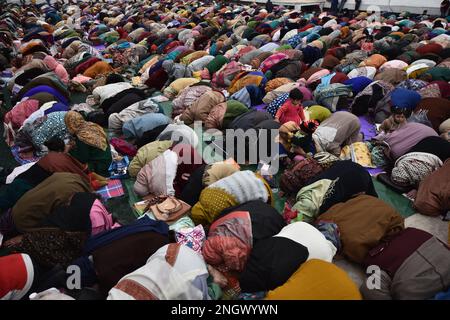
[{"x1": 65, "y1": 111, "x2": 112, "y2": 177}]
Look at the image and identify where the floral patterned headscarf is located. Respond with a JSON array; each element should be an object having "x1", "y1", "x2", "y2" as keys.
[{"x1": 65, "y1": 111, "x2": 108, "y2": 151}]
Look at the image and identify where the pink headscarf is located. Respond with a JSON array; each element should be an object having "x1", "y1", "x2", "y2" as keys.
[
  {"x1": 298, "y1": 85, "x2": 313, "y2": 101},
  {"x1": 43, "y1": 55, "x2": 69, "y2": 84},
  {"x1": 90, "y1": 199, "x2": 121, "y2": 236},
  {"x1": 305, "y1": 69, "x2": 330, "y2": 85}
]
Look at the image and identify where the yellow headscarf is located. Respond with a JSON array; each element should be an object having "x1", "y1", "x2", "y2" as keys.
[
  {"x1": 340, "y1": 26, "x2": 350, "y2": 39},
  {"x1": 202, "y1": 163, "x2": 240, "y2": 186},
  {"x1": 191, "y1": 188, "x2": 238, "y2": 225},
  {"x1": 266, "y1": 259, "x2": 362, "y2": 300}
]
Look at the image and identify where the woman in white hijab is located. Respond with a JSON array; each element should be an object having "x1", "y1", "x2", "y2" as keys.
[{"x1": 107, "y1": 244, "x2": 210, "y2": 300}]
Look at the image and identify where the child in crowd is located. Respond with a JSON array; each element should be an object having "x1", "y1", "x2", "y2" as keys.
[
  {"x1": 275, "y1": 88, "x2": 306, "y2": 125},
  {"x1": 278, "y1": 120, "x2": 319, "y2": 167},
  {"x1": 379, "y1": 107, "x2": 409, "y2": 134}
]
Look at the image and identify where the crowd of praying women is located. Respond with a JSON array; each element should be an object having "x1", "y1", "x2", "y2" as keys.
[{"x1": 0, "y1": 0, "x2": 449, "y2": 300}]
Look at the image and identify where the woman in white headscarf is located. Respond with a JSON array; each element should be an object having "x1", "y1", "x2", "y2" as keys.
[{"x1": 107, "y1": 244, "x2": 210, "y2": 300}]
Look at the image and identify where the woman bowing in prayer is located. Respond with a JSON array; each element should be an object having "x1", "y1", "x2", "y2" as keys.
[{"x1": 64, "y1": 111, "x2": 112, "y2": 178}]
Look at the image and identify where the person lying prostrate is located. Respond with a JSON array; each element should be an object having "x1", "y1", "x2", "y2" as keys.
[
  {"x1": 389, "y1": 135, "x2": 450, "y2": 188},
  {"x1": 64, "y1": 111, "x2": 112, "y2": 178},
  {"x1": 122, "y1": 113, "x2": 171, "y2": 140},
  {"x1": 304, "y1": 105, "x2": 332, "y2": 123},
  {"x1": 20, "y1": 111, "x2": 69, "y2": 156},
  {"x1": 312, "y1": 111, "x2": 362, "y2": 157},
  {"x1": 11, "y1": 172, "x2": 92, "y2": 233},
  {"x1": 108, "y1": 244, "x2": 210, "y2": 300},
  {"x1": 179, "y1": 162, "x2": 240, "y2": 206},
  {"x1": 274, "y1": 222, "x2": 337, "y2": 262},
  {"x1": 373, "y1": 122, "x2": 439, "y2": 161},
  {"x1": 292, "y1": 160, "x2": 378, "y2": 223},
  {"x1": 238, "y1": 227, "x2": 309, "y2": 294},
  {"x1": 191, "y1": 170, "x2": 273, "y2": 226},
  {"x1": 406, "y1": 136, "x2": 450, "y2": 163},
  {"x1": 361, "y1": 228, "x2": 450, "y2": 300},
  {"x1": 414, "y1": 97, "x2": 450, "y2": 132},
  {"x1": 72, "y1": 216, "x2": 169, "y2": 296},
  {"x1": 133, "y1": 144, "x2": 203, "y2": 198},
  {"x1": 203, "y1": 200, "x2": 285, "y2": 275},
  {"x1": 266, "y1": 259, "x2": 362, "y2": 300},
  {"x1": 414, "y1": 159, "x2": 450, "y2": 217},
  {"x1": 38, "y1": 137, "x2": 90, "y2": 179},
  {"x1": 41, "y1": 192, "x2": 120, "y2": 236},
  {"x1": 37, "y1": 137, "x2": 107, "y2": 189},
  {"x1": 316, "y1": 194, "x2": 404, "y2": 264},
  {"x1": 0, "y1": 162, "x2": 52, "y2": 212}
]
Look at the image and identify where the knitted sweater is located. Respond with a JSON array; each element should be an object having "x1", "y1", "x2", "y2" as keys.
[{"x1": 209, "y1": 170, "x2": 269, "y2": 204}]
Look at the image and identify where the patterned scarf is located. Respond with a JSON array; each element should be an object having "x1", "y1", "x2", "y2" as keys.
[
  {"x1": 65, "y1": 111, "x2": 108, "y2": 151},
  {"x1": 391, "y1": 152, "x2": 443, "y2": 187}
]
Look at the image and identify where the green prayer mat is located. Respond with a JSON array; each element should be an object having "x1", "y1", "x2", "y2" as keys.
[
  {"x1": 104, "y1": 178, "x2": 139, "y2": 225},
  {"x1": 0, "y1": 125, "x2": 18, "y2": 170},
  {"x1": 372, "y1": 178, "x2": 416, "y2": 218},
  {"x1": 70, "y1": 92, "x2": 89, "y2": 105},
  {"x1": 123, "y1": 178, "x2": 142, "y2": 218},
  {"x1": 1, "y1": 84, "x2": 12, "y2": 111},
  {"x1": 152, "y1": 90, "x2": 173, "y2": 117}
]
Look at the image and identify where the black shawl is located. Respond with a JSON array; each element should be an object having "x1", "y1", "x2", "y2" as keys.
[
  {"x1": 43, "y1": 192, "x2": 97, "y2": 233},
  {"x1": 309, "y1": 160, "x2": 378, "y2": 214},
  {"x1": 239, "y1": 236, "x2": 308, "y2": 292},
  {"x1": 407, "y1": 136, "x2": 450, "y2": 162}
]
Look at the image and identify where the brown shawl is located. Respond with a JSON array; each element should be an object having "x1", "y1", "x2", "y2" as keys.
[
  {"x1": 37, "y1": 152, "x2": 89, "y2": 182},
  {"x1": 318, "y1": 195, "x2": 404, "y2": 263},
  {"x1": 12, "y1": 172, "x2": 92, "y2": 232},
  {"x1": 415, "y1": 97, "x2": 450, "y2": 132},
  {"x1": 93, "y1": 231, "x2": 169, "y2": 293},
  {"x1": 414, "y1": 160, "x2": 450, "y2": 217}
]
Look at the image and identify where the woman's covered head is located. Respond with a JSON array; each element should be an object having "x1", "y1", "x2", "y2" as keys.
[
  {"x1": 44, "y1": 136, "x2": 65, "y2": 152},
  {"x1": 65, "y1": 111, "x2": 85, "y2": 135},
  {"x1": 105, "y1": 73, "x2": 125, "y2": 84}
]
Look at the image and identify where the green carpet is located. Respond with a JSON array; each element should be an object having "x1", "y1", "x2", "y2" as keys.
[
  {"x1": 123, "y1": 178, "x2": 141, "y2": 217},
  {"x1": 0, "y1": 86, "x2": 18, "y2": 169},
  {"x1": 1, "y1": 85, "x2": 12, "y2": 111},
  {"x1": 70, "y1": 91, "x2": 89, "y2": 105},
  {"x1": 0, "y1": 126, "x2": 19, "y2": 170},
  {"x1": 372, "y1": 178, "x2": 416, "y2": 218}
]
